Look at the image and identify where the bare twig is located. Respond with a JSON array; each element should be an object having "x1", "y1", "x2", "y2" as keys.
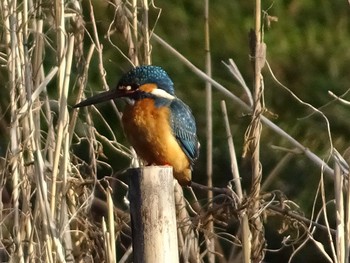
[{"x1": 222, "y1": 59, "x2": 253, "y2": 107}]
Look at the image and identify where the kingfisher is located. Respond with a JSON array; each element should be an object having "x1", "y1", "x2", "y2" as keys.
[{"x1": 74, "y1": 65, "x2": 199, "y2": 185}]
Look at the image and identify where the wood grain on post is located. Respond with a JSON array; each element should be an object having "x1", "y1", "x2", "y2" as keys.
[{"x1": 129, "y1": 166, "x2": 179, "y2": 263}]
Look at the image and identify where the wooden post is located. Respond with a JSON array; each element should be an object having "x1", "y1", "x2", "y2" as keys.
[{"x1": 129, "y1": 166, "x2": 179, "y2": 263}]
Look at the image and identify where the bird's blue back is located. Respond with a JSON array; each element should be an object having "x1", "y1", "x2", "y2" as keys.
[{"x1": 169, "y1": 99, "x2": 199, "y2": 166}]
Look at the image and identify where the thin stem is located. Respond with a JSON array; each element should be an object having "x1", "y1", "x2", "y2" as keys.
[
  {"x1": 142, "y1": 0, "x2": 151, "y2": 64},
  {"x1": 247, "y1": 0, "x2": 265, "y2": 261},
  {"x1": 221, "y1": 100, "x2": 250, "y2": 263},
  {"x1": 204, "y1": 0, "x2": 214, "y2": 262}
]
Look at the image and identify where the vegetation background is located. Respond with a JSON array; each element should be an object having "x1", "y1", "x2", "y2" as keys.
[{"x1": 1, "y1": 0, "x2": 350, "y2": 262}]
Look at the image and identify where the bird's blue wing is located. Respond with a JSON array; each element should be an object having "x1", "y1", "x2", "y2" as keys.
[{"x1": 169, "y1": 99, "x2": 199, "y2": 166}]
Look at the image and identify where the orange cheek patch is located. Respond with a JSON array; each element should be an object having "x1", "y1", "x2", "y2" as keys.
[{"x1": 139, "y1": 83, "x2": 157, "y2": 93}]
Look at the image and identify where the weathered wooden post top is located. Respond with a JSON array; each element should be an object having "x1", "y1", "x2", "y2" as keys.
[{"x1": 129, "y1": 166, "x2": 179, "y2": 263}]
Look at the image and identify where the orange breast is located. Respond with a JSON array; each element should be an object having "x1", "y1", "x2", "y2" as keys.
[{"x1": 122, "y1": 98, "x2": 191, "y2": 184}]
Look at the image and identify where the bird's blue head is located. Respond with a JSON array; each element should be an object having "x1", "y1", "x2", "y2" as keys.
[
  {"x1": 74, "y1": 65, "x2": 175, "y2": 108},
  {"x1": 118, "y1": 65, "x2": 175, "y2": 95}
]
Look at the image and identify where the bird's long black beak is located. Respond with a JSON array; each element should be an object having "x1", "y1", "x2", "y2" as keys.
[{"x1": 74, "y1": 89, "x2": 118, "y2": 108}]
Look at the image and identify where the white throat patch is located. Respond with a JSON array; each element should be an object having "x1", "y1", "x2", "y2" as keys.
[{"x1": 150, "y1": 88, "x2": 175, "y2": 100}]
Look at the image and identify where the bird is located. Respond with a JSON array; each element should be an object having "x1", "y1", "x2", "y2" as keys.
[{"x1": 74, "y1": 65, "x2": 199, "y2": 186}]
